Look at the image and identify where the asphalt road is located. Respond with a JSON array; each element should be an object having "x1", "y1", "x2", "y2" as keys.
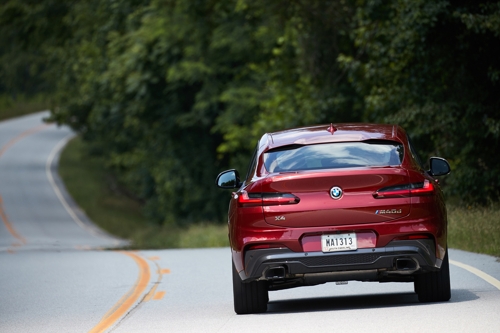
[{"x1": 1, "y1": 112, "x2": 500, "y2": 333}]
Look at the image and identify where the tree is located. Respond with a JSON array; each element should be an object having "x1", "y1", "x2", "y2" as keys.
[{"x1": 341, "y1": 0, "x2": 500, "y2": 202}]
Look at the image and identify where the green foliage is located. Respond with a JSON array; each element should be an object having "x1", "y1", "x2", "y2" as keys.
[
  {"x1": 0, "y1": 1, "x2": 69, "y2": 96},
  {"x1": 2, "y1": 0, "x2": 500, "y2": 226},
  {"x1": 59, "y1": 136, "x2": 228, "y2": 249},
  {"x1": 46, "y1": 0, "x2": 366, "y2": 225},
  {"x1": 341, "y1": 0, "x2": 500, "y2": 202},
  {"x1": 0, "y1": 93, "x2": 50, "y2": 121}
]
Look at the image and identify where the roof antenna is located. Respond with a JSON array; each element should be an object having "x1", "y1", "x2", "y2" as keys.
[{"x1": 327, "y1": 123, "x2": 337, "y2": 135}]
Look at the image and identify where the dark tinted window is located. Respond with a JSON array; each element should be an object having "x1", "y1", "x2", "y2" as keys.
[{"x1": 264, "y1": 141, "x2": 404, "y2": 172}]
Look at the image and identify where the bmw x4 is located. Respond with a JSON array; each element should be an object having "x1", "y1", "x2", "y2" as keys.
[{"x1": 216, "y1": 123, "x2": 451, "y2": 314}]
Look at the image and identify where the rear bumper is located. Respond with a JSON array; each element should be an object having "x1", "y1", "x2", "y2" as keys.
[{"x1": 240, "y1": 239, "x2": 439, "y2": 282}]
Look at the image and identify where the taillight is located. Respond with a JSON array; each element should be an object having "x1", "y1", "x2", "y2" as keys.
[
  {"x1": 373, "y1": 179, "x2": 434, "y2": 199},
  {"x1": 409, "y1": 180, "x2": 435, "y2": 196},
  {"x1": 237, "y1": 191, "x2": 300, "y2": 207},
  {"x1": 237, "y1": 191, "x2": 262, "y2": 207}
]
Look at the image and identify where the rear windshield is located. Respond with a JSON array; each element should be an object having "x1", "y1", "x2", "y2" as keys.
[{"x1": 263, "y1": 141, "x2": 404, "y2": 172}]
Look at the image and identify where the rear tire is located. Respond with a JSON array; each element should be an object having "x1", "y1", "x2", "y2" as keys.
[
  {"x1": 414, "y1": 249, "x2": 451, "y2": 302},
  {"x1": 232, "y1": 260, "x2": 268, "y2": 314}
]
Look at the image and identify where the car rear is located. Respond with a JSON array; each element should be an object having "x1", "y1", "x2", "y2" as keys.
[{"x1": 218, "y1": 123, "x2": 451, "y2": 314}]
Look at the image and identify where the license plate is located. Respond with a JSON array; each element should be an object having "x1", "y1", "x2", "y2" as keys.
[{"x1": 321, "y1": 233, "x2": 357, "y2": 252}]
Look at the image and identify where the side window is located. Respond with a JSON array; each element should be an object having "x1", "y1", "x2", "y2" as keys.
[{"x1": 244, "y1": 144, "x2": 259, "y2": 184}]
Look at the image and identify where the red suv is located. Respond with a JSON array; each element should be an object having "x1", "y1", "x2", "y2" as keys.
[{"x1": 216, "y1": 123, "x2": 451, "y2": 314}]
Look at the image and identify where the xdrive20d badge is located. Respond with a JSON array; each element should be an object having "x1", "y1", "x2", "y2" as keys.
[{"x1": 216, "y1": 123, "x2": 451, "y2": 314}]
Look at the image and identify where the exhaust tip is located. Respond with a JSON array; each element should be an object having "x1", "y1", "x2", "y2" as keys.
[
  {"x1": 395, "y1": 258, "x2": 418, "y2": 271},
  {"x1": 265, "y1": 266, "x2": 286, "y2": 280}
]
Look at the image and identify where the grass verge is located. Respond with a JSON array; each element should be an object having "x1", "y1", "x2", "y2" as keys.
[
  {"x1": 58, "y1": 136, "x2": 229, "y2": 249},
  {"x1": 447, "y1": 203, "x2": 500, "y2": 257},
  {"x1": 0, "y1": 94, "x2": 50, "y2": 121}
]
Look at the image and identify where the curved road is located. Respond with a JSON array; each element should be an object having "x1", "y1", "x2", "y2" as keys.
[{"x1": 1, "y1": 112, "x2": 499, "y2": 332}]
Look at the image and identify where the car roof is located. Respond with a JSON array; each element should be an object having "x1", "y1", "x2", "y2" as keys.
[{"x1": 263, "y1": 123, "x2": 405, "y2": 150}]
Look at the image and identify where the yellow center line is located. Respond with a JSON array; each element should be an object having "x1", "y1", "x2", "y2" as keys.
[
  {"x1": 0, "y1": 122, "x2": 52, "y2": 249},
  {"x1": 88, "y1": 251, "x2": 151, "y2": 333},
  {"x1": 0, "y1": 123, "x2": 51, "y2": 158},
  {"x1": 450, "y1": 259, "x2": 500, "y2": 291},
  {"x1": 0, "y1": 195, "x2": 26, "y2": 246}
]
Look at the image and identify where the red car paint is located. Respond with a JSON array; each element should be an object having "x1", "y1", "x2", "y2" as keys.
[{"x1": 225, "y1": 124, "x2": 447, "y2": 272}]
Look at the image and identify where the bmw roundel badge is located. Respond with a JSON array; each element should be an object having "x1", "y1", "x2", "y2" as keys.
[{"x1": 330, "y1": 186, "x2": 343, "y2": 200}]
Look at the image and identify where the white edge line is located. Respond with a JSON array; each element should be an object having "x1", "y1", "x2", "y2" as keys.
[
  {"x1": 450, "y1": 259, "x2": 500, "y2": 291},
  {"x1": 45, "y1": 132, "x2": 103, "y2": 238}
]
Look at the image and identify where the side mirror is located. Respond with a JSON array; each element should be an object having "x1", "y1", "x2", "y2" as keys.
[
  {"x1": 429, "y1": 157, "x2": 451, "y2": 176},
  {"x1": 216, "y1": 169, "x2": 242, "y2": 189}
]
